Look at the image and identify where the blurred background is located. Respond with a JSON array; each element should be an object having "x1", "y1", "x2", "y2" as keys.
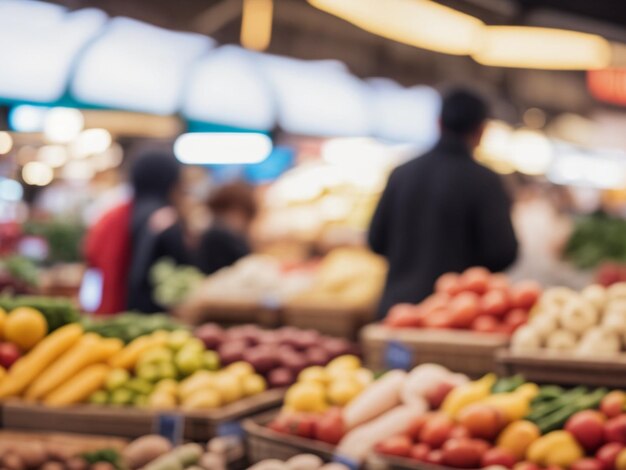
[{"x1": 3, "y1": 0, "x2": 626, "y2": 308}]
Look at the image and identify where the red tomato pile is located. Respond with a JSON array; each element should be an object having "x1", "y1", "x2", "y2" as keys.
[
  {"x1": 267, "y1": 407, "x2": 347, "y2": 445},
  {"x1": 385, "y1": 267, "x2": 542, "y2": 335}
]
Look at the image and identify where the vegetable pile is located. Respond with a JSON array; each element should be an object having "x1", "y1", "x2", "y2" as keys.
[
  {"x1": 248, "y1": 455, "x2": 349, "y2": 470},
  {"x1": 0, "y1": 295, "x2": 79, "y2": 332},
  {"x1": 82, "y1": 313, "x2": 183, "y2": 344},
  {"x1": 564, "y1": 213, "x2": 626, "y2": 269},
  {"x1": 512, "y1": 283, "x2": 626, "y2": 356},
  {"x1": 150, "y1": 258, "x2": 204, "y2": 309},
  {"x1": 385, "y1": 267, "x2": 541, "y2": 335}
]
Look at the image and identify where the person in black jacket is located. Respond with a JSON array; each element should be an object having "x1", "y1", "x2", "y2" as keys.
[
  {"x1": 368, "y1": 89, "x2": 518, "y2": 318},
  {"x1": 196, "y1": 182, "x2": 257, "y2": 275}
]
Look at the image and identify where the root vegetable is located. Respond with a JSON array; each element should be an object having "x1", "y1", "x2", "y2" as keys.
[
  {"x1": 529, "y1": 311, "x2": 558, "y2": 340},
  {"x1": 540, "y1": 288, "x2": 577, "y2": 310},
  {"x1": 608, "y1": 283, "x2": 626, "y2": 301},
  {"x1": 602, "y1": 311, "x2": 626, "y2": 334},
  {"x1": 581, "y1": 285, "x2": 607, "y2": 312},
  {"x1": 577, "y1": 328, "x2": 621, "y2": 357},
  {"x1": 559, "y1": 299, "x2": 598, "y2": 334},
  {"x1": 511, "y1": 326, "x2": 542, "y2": 354},
  {"x1": 285, "y1": 454, "x2": 323, "y2": 470},
  {"x1": 123, "y1": 435, "x2": 172, "y2": 469},
  {"x1": 546, "y1": 330, "x2": 577, "y2": 352}
]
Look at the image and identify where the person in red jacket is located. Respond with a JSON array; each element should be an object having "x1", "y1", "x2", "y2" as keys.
[{"x1": 84, "y1": 201, "x2": 132, "y2": 315}]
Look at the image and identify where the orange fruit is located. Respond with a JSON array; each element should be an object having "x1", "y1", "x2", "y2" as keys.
[
  {"x1": 0, "y1": 307, "x2": 6, "y2": 339},
  {"x1": 4, "y1": 307, "x2": 48, "y2": 351}
]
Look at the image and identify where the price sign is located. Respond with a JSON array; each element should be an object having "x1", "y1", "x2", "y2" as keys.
[
  {"x1": 385, "y1": 340, "x2": 413, "y2": 370},
  {"x1": 155, "y1": 413, "x2": 184, "y2": 444}
]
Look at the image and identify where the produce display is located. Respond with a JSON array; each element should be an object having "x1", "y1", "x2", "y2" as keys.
[
  {"x1": 150, "y1": 258, "x2": 205, "y2": 308},
  {"x1": 0, "y1": 431, "x2": 127, "y2": 470},
  {"x1": 248, "y1": 455, "x2": 349, "y2": 470},
  {"x1": 0, "y1": 255, "x2": 39, "y2": 294},
  {"x1": 385, "y1": 267, "x2": 541, "y2": 335},
  {"x1": 82, "y1": 313, "x2": 183, "y2": 344},
  {"x1": 184, "y1": 254, "x2": 313, "y2": 305},
  {"x1": 564, "y1": 213, "x2": 626, "y2": 270},
  {"x1": 596, "y1": 262, "x2": 626, "y2": 287},
  {"x1": 511, "y1": 283, "x2": 626, "y2": 356},
  {"x1": 0, "y1": 295, "x2": 79, "y2": 331},
  {"x1": 289, "y1": 248, "x2": 387, "y2": 308},
  {"x1": 194, "y1": 323, "x2": 356, "y2": 388}
]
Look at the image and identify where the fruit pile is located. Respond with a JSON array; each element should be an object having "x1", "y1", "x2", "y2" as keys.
[
  {"x1": 385, "y1": 267, "x2": 541, "y2": 335},
  {"x1": 195, "y1": 323, "x2": 355, "y2": 387},
  {"x1": 0, "y1": 306, "x2": 49, "y2": 374},
  {"x1": 249, "y1": 455, "x2": 349, "y2": 470},
  {"x1": 82, "y1": 313, "x2": 182, "y2": 344},
  {"x1": 89, "y1": 329, "x2": 267, "y2": 410},
  {"x1": 0, "y1": 295, "x2": 79, "y2": 332},
  {"x1": 512, "y1": 283, "x2": 626, "y2": 356},
  {"x1": 596, "y1": 263, "x2": 626, "y2": 288}
]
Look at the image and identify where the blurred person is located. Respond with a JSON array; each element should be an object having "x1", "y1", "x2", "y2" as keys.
[
  {"x1": 368, "y1": 88, "x2": 518, "y2": 318},
  {"x1": 127, "y1": 152, "x2": 190, "y2": 313},
  {"x1": 195, "y1": 182, "x2": 257, "y2": 275}
]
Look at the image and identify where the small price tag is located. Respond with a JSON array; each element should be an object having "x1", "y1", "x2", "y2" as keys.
[
  {"x1": 217, "y1": 420, "x2": 245, "y2": 438},
  {"x1": 333, "y1": 454, "x2": 360, "y2": 470},
  {"x1": 385, "y1": 340, "x2": 413, "y2": 370},
  {"x1": 154, "y1": 413, "x2": 184, "y2": 445}
]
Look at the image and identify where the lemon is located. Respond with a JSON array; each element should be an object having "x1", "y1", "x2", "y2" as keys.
[
  {"x1": 326, "y1": 355, "x2": 361, "y2": 372},
  {"x1": 5, "y1": 307, "x2": 48, "y2": 351},
  {"x1": 285, "y1": 382, "x2": 327, "y2": 412},
  {"x1": 298, "y1": 366, "x2": 329, "y2": 386},
  {"x1": 328, "y1": 378, "x2": 363, "y2": 406},
  {"x1": 214, "y1": 372, "x2": 243, "y2": 404}
]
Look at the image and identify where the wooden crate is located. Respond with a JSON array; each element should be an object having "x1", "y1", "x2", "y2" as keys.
[
  {"x1": 3, "y1": 388, "x2": 284, "y2": 442},
  {"x1": 497, "y1": 349, "x2": 626, "y2": 388},
  {"x1": 175, "y1": 298, "x2": 281, "y2": 328},
  {"x1": 367, "y1": 454, "x2": 465, "y2": 470},
  {"x1": 361, "y1": 324, "x2": 509, "y2": 377},
  {"x1": 0, "y1": 430, "x2": 128, "y2": 451},
  {"x1": 282, "y1": 302, "x2": 375, "y2": 340},
  {"x1": 243, "y1": 411, "x2": 336, "y2": 463}
]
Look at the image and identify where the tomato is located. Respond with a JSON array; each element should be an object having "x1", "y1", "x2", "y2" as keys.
[
  {"x1": 472, "y1": 315, "x2": 499, "y2": 333},
  {"x1": 497, "y1": 322, "x2": 516, "y2": 336},
  {"x1": 596, "y1": 442, "x2": 625, "y2": 470},
  {"x1": 376, "y1": 435, "x2": 412, "y2": 457},
  {"x1": 407, "y1": 414, "x2": 431, "y2": 441},
  {"x1": 410, "y1": 443, "x2": 432, "y2": 461},
  {"x1": 458, "y1": 404, "x2": 506, "y2": 441},
  {"x1": 442, "y1": 438, "x2": 488, "y2": 468},
  {"x1": 315, "y1": 408, "x2": 345, "y2": 445},
  {"x1": 489, "y1": 273, "x2": 511, "y2": 291},
  {"x1": 482, "y1": 447, "x2": 518, "y2": 469},
  {"x1": 267, "y1": 413, "x2": 292, "y2": 434},
  {"x1": 571, "y1": 459, "x2": 605, "y2": 470},
  {"x1": 481, "y1": 289, "x2": 511, "y2": 317},
  {"x1": 449, "y1": 292, "x2": 481, "y2": 328},
  {"x1": 422, "y1": 308, "x2": 455, "y2": 329},
  {"x1": 505, "y1": 309, "x2": 528, "y2": 330},
  {"x1": 419, "y1": 413, "x2": 455, "y2": 448},
  {"x1": 511, "y1": 280, "x2": 542, "y2": 309},
  {"x1": 386, "y1": 304, "x2": 422, "y2": 328},
  {"x1": 436, "y1": 273, "x2": 462, "y2": 296},
  {"x1": 449, "y1": 425, "x2": 472, "y2": 439},
  {"x1": 291, "y1": 414, "x2": 317, "y2": 439},
  {"x1": 421, "y1": 293, "x2": 451, "y2": 314},
  {"x1": 461, "y1": 267, "x2": 491, "y2": 295},
  {"x1": 426, "y1": 450, "x2": 445, "y2": 465}
]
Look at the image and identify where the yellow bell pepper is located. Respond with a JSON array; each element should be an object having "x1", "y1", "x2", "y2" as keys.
[
  {"x1": 527, "y1": 431, "x2": 583, "y2": 467},
  {"x1": 441, "y1": 373, "x2": 496, "y2": 417},
  {"x1": 497, "y1": 420, "x2": 541, "y2": 459},
  {"x1": 478, "y1": 383, "x2": 540, "y2": 422}
]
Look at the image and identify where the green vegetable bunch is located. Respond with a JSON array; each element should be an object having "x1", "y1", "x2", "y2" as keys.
[
  {"x1": 0, "y1": 295, "x2": 79, "y2": 331},
  {"x1": 150, "y1": 258, "x2": 204, "y2": 309},
  {"x1": 82, "y1": 312, "x2": 185, "y2": 344},
  {"x1": 563, "y1": 212, "x2": 626, "y2": 269}
]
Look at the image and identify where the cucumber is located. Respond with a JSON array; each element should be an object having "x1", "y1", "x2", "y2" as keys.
[
  {"x1": 534, "y1": 385, "x2": 565, "y2": 402},
  {"x1": 536, "y1": 388, "x2": 608, "y2": 434}
]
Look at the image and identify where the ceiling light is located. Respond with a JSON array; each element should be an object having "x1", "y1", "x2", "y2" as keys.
[
  {"x1": 510, "y1": 129, "x2": 553, "y2": 175},
  {"x1": 0, "y1": 178, "x2": 23, "y2": 202},
  {"x1": 241, "y1": 0, "x2": 273, "y2": 51},
  {"x1": 9, "y1": 105, "x2": 48, "y2": 132},
  {"x1": 44, "y1": 107, "x2": 84, "y2": 143},
  {"x1": 308, "y1": 0, "x2": 483, "y2": 55},
  {"x1": 473, "y1": 26, "x2": 611, "y2": 70},
  {"x1": 174, "y1": 132, "x2": 272, "y2": 165},
  {"x1": 0, "y1": 132, "x2": 13, "y2": 155},
  {"x1": 72, "y1": 128, "x2": 112, "y2": 158},
  {"x1": 22, "y1": 161, "x2": 53, "y2": 186},
  {"x1": 37, "y1": 145, "x2": 68, "y2": 168}
]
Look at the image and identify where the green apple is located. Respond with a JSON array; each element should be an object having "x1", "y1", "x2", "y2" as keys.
[
  {"x1": 136, "y1": 363, "x2": 160, "y2": 382},
  {"x1": 167, "y1": 330, "x2": 192, "y2": 351},
  {"x1": 175, "y1": 348, "x2": 203, "y2": 376},
  {"x1": 157, "y1": 362, "x2": 178, "y2": 380},
  {"x1": 133, "y1": 394, "x2": 149, "y2": 408},
  {"x1": 126, "y1": 378, "x2": 154, "y2": 395},
  {"x1": 139, "y1": 347, "x2": 174, "y2": 366},
  {"x1": 105, "y1": 368, "x2": 130, "y2": 391},
  {"x1": 202, "y1": 350, "x2": 221, "y2": 371},
  {"x1": 110, "y1": 388, "x2": 135, "y2": 406},
  {"x1": 88, "y1": 390, "x2": 109, "y2": 405},
  {"x1": 183, "y1": 338, "x2": 205, "y2": 354}
]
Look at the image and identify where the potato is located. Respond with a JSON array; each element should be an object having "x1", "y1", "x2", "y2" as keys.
[
  {"x1": 123, "y1": 435, "x2": 172, "y2": 470},
  {"x1": 91, "y1": 463, "x2": 117, "y2": 470},
  {"x1": 248, "y1": 460, "x2": 287, "y2": 470},
  {"x1": 319, "y1": 465, "x2": 350, "y2": 470},
  {"x1": 581, "y1": 284, "x2": 607, "y2": 312},
  {"x1": 546, "y1": 330, "x2": 577, "y2": 352},
  {"x1": 13, "y1": 442, "x2": 47, "y2": 469},
  {"x1": 286, "y1": 454, "x2": 323, "y2": 470},
  {"x1": 66, "y1": 457, "x2": 88, "y2": 470},
  {"x1": 198, "y1": 453, "x2": 226, "y2": 470},
  {"x1": 40, "y1": 463, "x2": 64, "y2": 470}
]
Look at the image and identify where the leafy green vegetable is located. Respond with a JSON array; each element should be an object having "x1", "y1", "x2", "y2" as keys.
[
  {"x1": 23, "y1": 219, "x2": 85, "y2": 264},
  {"x1": 563, "y1": 212, "x2": 626, "y2": 269},
  {"x1": 0, "y1": 256, "x2": 39, "y2": 287},
  {"x1": 82, "y1": 312, "x2": 185, "y2": 343},
  {"x1": 0, "y1": 295, "x2": 79, "y2": 331}
]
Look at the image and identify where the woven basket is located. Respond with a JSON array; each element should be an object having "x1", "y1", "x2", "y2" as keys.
[
  {"x1": 244, "y1": 411, "x2": 336, "y2": 463},
  {"x1": 361, "y1": 324, "x2": 509, "y2": 377},
  {"x1": 497, "y1": 349, "x2": 626, "y2": 387}
]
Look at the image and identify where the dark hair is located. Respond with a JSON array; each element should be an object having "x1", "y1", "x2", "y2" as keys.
[
  {"x1": 440, "y1": 88, "x2": 489, "y2": 136},
  {"x1": 130, "y1": 152, "x2": 181, "y2": 199},
  {"x1": 208, "y1": 182, "x2": 257, "y2": 221}
]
